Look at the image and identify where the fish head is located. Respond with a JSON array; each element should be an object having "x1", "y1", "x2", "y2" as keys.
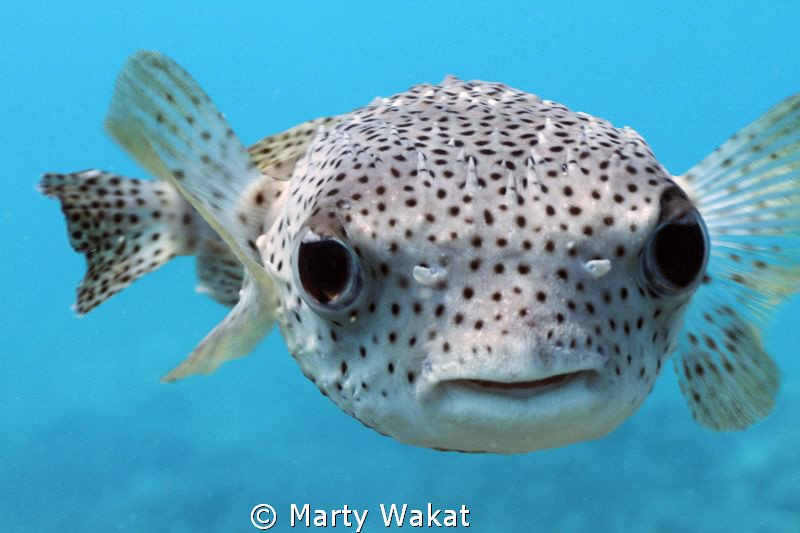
[{"x1": 260, "y1": 79, "x2": 710, "y2": 453}]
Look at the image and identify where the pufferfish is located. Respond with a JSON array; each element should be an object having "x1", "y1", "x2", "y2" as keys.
[{"x1": 40, "y1": 51, "x2": 800, "y2": 453}]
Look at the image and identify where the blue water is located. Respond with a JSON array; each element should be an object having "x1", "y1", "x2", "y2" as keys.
[{"x1": 3, "y1": 1, "x2": 800, "y2": 531}]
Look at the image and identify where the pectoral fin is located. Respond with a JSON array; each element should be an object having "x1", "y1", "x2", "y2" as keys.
[
  {"x1": 102, "y1": 50, "x2": 287, "y2": 378},
  {"x1": 162, "y1": 273, "x2": 278, "y2": 381},
  {"x1": 105, "y1": 50, "x2": 269, "y2": 284},
  {"x1": 673, "y1": 93, "x2": 800, "y2": 429}
]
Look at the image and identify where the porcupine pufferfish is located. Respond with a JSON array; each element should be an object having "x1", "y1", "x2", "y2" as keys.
[{"x1": 40, "y1": 51, "x2": 800, "y2": 453}]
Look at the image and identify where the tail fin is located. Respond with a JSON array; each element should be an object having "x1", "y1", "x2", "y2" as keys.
[
  {"x1": 39, "y1": 169, "x2": 200, "y2": 314},
  {"x1": 672, "y1": 94, "x2": 800, "y2": 430}
]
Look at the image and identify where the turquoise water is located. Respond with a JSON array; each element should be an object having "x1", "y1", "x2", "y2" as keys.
[{"x1": 3, "y1": 1, "x2": 800, "y2": 531}]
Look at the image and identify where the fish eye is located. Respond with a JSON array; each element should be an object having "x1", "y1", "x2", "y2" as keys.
[
  {"x1": 293, "y1": 228, "x2": 363, "y2": 312},
  {"x1": 642, "y1": 187, "x2": 709, "y2": 296}
]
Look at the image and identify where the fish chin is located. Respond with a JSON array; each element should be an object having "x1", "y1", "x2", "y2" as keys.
[{"x1": 402, "y1": 368, "x2": 630, "y2": 453}]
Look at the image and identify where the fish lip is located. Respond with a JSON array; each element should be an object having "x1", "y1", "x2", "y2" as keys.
[
  {"x1": 419, "y1": 349, "x2": 607, "y2": 394},
  {"x1": 434, "y1": 369, "x2": 598, "y2": 399},
  {"x1": 453, "y1": 369, "x2": 593, "y2": 391}
]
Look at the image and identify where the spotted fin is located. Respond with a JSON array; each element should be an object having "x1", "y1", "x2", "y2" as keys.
[
  {"x1": 673, "y1": 93, "x2": 800, "y2": 430},
  {"x1": 39, "y1": 170, "x2": 199, "y2": 314},
  {"x1": 104, "y1": 50, "x2": 283, "y2": 379},
  {"x1": 248, "y1": 116, "x2": 340, "y2": 179}
]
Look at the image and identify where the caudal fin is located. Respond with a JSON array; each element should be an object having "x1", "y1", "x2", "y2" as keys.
[
  {"x1": 40, "y1": 169, "x2": 200, "y2": 314},
  {"x1": 673, "y1": 94, "x2": 800, "y2": 430}
]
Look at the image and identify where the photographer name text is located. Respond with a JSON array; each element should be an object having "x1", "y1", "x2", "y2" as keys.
[{"x1": 251, "y1": 503, "x2": 470, "y2": 530}]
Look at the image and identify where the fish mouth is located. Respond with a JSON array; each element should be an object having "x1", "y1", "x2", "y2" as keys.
[
  {"x1": 441, "y1": 370, "x2": 596, "y2": 399},
  {"x1": 400, "y1": 355, "x2": 617, "y2": 452}
]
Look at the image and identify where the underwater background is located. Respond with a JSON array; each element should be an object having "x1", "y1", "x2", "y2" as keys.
[{"x1": 3, "y1": 1, "x2": 799, "y2": 531}]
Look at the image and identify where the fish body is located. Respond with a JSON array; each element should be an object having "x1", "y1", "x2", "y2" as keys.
[
  {"x1": 268, "y1": 81, "x2": 691, "y2": 452},
  {"x1": 41, "y1": 52, "x2": 799, "y2": 453}
]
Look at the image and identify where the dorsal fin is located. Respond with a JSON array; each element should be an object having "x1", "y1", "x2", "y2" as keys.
[{"x1": 248, "y1": 116, "x2": 340, "y2": 179}]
